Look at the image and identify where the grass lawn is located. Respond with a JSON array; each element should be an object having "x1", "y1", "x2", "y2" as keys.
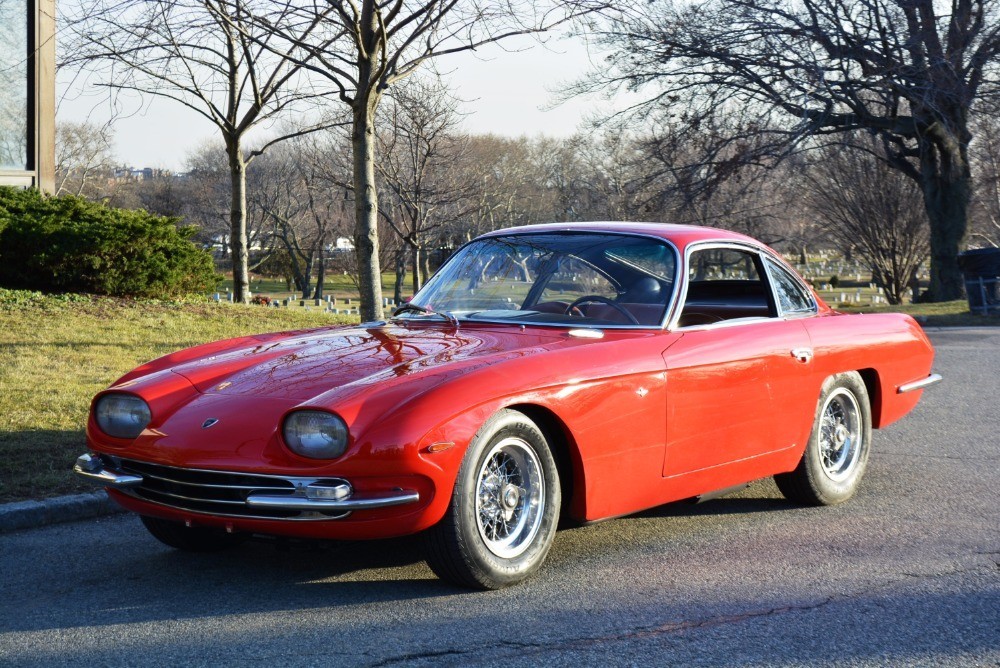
[
  {"x1": 221, "y1": 273, "x2": 406, "y2": 300},
  {"x1": 837, "y1": 299, "x2": 1000, "y2": 327},
  {"x1": 0, "y1": 289, "x2": 357, "y2": 502}
]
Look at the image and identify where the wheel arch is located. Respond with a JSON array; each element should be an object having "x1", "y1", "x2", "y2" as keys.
[
  {"x1": 855, "y1": 367, "x2": 884, "y2": 428},
  {"x1": 507, "y1": 403, "x2": 587, "y2": 522}
]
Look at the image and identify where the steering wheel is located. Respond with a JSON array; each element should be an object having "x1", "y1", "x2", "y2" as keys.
[{"x1": 564, "y1": 295, "x2": 640, "y2": 325}]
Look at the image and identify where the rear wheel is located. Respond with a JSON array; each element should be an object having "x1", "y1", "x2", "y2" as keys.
[
  {"x1": 425, "y1": 409, "x2": 561, "y2": 589},
  {"x1": 775, "y1": 372, "x2": 872, "y2": 506},
  {"x1": 140, "y1": 515, "x2": 248, "y2": 552}
]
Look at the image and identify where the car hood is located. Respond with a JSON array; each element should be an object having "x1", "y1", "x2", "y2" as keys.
[{"x1": 168, "y1": 323, "x2": 564, "y2": 404}]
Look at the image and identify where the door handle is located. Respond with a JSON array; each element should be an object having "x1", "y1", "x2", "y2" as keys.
[{"x1": 791, "y1": 348, "x2": 813, "y2": 364}]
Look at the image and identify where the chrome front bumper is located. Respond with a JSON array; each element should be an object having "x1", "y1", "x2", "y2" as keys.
[{"x1": 74, "y1": 453, "x2": 420, "y2": 517}]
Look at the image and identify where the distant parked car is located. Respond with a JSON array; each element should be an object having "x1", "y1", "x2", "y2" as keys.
[{"x1": 75, "y1": 222, "x2": 940, "y2": 589}]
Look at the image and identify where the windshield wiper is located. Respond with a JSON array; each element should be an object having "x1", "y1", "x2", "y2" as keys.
[{"x1": 391, "y1": 302, "x2": 460, "y2": 327}]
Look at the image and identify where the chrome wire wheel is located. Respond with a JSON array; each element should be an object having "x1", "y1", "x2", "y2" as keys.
[
  {"x1": 474, "y1": 436, "x2": 545, "y2": 559},
  {"x1": 774, "y1": 372, "x2": 871, "y2": 507},
  {"x1": 818, "y1": 388, "x2": 863, "y2": 482}
]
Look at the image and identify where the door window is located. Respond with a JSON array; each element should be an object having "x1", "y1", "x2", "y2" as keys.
[{"x1": 678, "y1": 247, "x2": 773, "y2": 326}]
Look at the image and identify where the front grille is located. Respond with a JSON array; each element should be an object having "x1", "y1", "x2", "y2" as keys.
[{"x1": 115, "y1": 458, "x2": 349, "y2": 520}]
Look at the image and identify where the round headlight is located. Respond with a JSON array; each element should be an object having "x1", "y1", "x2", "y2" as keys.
[
  {"x1": 95, "y1": 394, "x2": 151, "y2": 439},
  {"x1": 282, "y1": 411, "x2": 349, "y2": 459}
]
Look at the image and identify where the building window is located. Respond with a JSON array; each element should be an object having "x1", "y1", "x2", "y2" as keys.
[{"x1": 0, "y1": 0, "x2": 30, "y2": 171}]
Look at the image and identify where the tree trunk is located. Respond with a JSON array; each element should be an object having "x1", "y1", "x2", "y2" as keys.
[
  {"x1": 289, "y1": 251, "x2": 312, "y2": 297},
  {"x1": 412, "y1": 244, "x2": 422, "y2": 294},
  {"x1": 313, "y1": 242, "x2": 325, "y2": 299},
  {"x1": 420, "y1": 249, "x2": 431, "y2": 290},
  {"x1": 226, "y1": 139, "x2": 251, "y2": 304},
  {"x1": 351, "y1": 101, "x2": 384, "y2": 321},
  {"x1": 394, "y1": 249, "x2": 406, "y2": 304},
  {"x1": 920, "y1": 137, "x2": 970, "y2": 302}
]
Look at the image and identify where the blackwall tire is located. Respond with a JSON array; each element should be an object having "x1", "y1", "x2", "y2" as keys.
[
  {"x1": 775, "y1": 371, "x2": 872, "y2": 506},
  {"x1": 140, "y1": 515, "x2": 249, "y2": 552},
  {"x1": 425, "y1": 409, "x2": 561, "y2": 589}
]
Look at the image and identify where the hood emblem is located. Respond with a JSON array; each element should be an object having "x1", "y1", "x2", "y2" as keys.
[{"x1": 202, "y1": 418, "x2": 220, "y2": 429}]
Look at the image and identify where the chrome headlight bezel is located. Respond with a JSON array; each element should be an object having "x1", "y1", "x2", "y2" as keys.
[
  {"x1": 94, "y1": 393, "x2": 152, "y2": 440},
  {"x1": 282, "y1": 410, "x2": 349, "y2": 460}
]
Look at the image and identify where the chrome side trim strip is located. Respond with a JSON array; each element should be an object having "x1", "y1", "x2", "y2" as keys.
[
  {"x1": 898, "y1": 373, "x2": 943, "y2": 394},
  {"x1": 245, "y1": 490, "x2": 420, "y2": 511}
]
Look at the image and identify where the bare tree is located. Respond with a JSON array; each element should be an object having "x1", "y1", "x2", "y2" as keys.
[
  {"x1": 182, "y1": 143, "x2": 237, "y2": 255},
  {"x1": 377, "y1": 76, "x2": 477, "y2": 294},
  {"x1": 461, "y1": 134, "x2": 550, "y2": 237},
  {"x1": 569, "y1": 0, "x2": 1000, "y2": 301},
  {"x1": 251, "y1": 138, "x2": 352, "y2": 297},
  {"x1": 249, "y1": 0, "x2": 587, "y2": 320},
  {"x1": 55, "y1": 121, "x2": 116, "y2": 197},
  {"x1": 971, "y1": 106, "x2": 1000, "y2": 248},
  {"x1": 803, "y1": 139, "x2": 930, "y2": 305},
  {"x1": 63, "y1": 0, "x2": 339, "y2": 302}
]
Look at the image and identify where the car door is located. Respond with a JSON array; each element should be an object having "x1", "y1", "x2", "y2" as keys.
[{"x1": 661, "y1": 245, "x2": 816, "y2": 478}]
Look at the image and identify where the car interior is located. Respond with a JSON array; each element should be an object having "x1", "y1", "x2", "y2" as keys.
[{"x1": 676, "y1": 247, "x2": 777, "y2": 327}]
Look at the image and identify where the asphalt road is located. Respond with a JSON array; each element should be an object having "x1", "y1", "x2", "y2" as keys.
[{"x1": 2, "y1": 328, "x2": 997, "y2": 667}]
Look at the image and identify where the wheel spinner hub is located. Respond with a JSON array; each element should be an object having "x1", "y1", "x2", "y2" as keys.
[
  {"x1": 502, "y1": 484, "x2": 520, "y2": 520},
  {"x1": 819, "y1": 389, "x2": 863, "y2": 482},
  {"x1": 474, "y1": 436, "x2": 545, "y2": 559}
]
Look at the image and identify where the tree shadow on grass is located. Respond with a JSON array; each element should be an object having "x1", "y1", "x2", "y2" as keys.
[{"x1": 0, "y1": 429, "x2": 89, "y2": 501}]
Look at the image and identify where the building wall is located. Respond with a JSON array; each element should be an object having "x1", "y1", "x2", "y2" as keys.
[{"x1": 0, "y1": 0, "x2": 54, "y2": 192}]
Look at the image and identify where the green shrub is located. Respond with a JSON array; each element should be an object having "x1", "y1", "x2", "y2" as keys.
[{"x1": 0, "y1": 187, "x2": 220, "y2": 297}]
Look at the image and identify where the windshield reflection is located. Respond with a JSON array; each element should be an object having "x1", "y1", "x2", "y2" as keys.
[{"x1": 395, "y1": 233, "x2": 677, "y2": 328}]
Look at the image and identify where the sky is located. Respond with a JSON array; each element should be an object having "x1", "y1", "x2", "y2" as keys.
[{"x1": 56, "y1": 34, "x2": 616, "y2": 172}]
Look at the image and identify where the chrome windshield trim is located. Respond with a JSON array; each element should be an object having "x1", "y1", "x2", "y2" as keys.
[
  {"x1": 406, "y1": 229, "x2": 683, "y2": 331},
  {"x1": 898, "y1": 373, "x2": 943, "y2": 394}
]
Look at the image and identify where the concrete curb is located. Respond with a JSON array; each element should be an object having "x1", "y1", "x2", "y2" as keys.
[{"x1": 0, "y1": 491, "x2": 126, "y2": 534}]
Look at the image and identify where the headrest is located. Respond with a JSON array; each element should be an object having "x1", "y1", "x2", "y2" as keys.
[{"x1": 627, "y1": 277, "x2": 663, "y2": 304}]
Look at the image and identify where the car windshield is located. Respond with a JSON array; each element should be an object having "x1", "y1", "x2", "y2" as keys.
[{"x1": 397, "y1": 232, "x2": 677, "y2": 327}]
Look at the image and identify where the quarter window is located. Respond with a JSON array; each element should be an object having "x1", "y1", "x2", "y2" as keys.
[{"x1": 763, "y1": 256, "x2": 815, "y2": 314}]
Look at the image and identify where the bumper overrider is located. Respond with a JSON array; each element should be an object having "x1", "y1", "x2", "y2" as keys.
[{"x1": 74, "y1": 453, "x2": 420, "y2": 521}]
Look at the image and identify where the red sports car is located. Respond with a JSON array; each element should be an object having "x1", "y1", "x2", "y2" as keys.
[{"x1": 75, "y1": 223, "x2": 940, "y2": 589}]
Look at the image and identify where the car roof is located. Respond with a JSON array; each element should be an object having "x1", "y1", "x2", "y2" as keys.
[{"x1": 483, "y1": 221, "x2": 766, "y2": 254}]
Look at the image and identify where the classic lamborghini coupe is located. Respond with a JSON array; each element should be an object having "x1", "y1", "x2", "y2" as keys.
[{"x1": 75, "y1": 222, "x2": 940, "y2": 589}]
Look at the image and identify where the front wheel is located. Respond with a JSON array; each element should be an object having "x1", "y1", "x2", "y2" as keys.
[
  {"x1": 775, "y1": 372, "x2": 872, "y2": 506},
  {"x1": 425, "y1": 409, "x2": 561, "y2": 589}
]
